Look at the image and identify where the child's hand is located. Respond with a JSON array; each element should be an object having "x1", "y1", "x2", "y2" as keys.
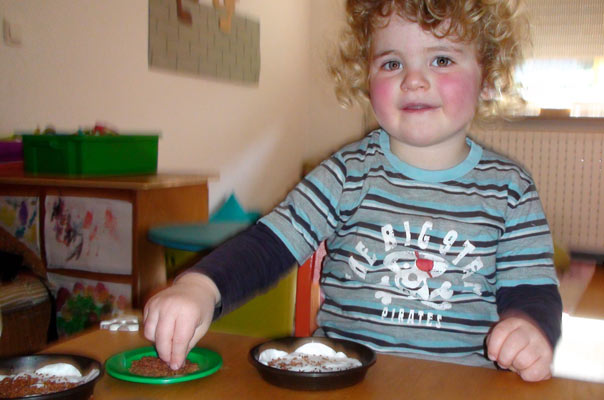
[
  {"x1": 143, "y1": 273, "x2": 220, "y2": 370},
  {"x1": 486, "y1": 312, "x2": 553, "y2": 382}
]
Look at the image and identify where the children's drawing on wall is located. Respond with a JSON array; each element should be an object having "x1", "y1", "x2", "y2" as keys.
[
  {"x1": 0, "y1": 196, "x2": 40, "y2": 256},
  {"x1": 47, "y1": 272, "x2": 131, "y2": 337},
  {"x1": 44, "y1": 196, "x2": 132, "y2": 275},
  {"x1": 148, "y1": 0, "x2": 260, "y2": 84}
]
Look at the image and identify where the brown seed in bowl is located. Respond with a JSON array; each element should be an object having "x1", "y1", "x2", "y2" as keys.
[
  {"x1": 129, "y1": 356, "x2": 199, "y2": 377},
  {"x1": 0, "y1": 375, "x2": 80, "y2": 398}
]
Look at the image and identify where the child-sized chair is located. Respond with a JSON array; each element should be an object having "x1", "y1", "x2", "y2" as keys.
[{"x1": 294, "y1": 242, "x2": 326, "y2": 337}]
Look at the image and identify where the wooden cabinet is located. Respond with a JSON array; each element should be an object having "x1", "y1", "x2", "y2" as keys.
[{"x1": 0, "y1": 173, "x2": 212, "y2": 308}]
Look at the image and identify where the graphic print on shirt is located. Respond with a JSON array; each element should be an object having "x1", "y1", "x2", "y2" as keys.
[
  {"x1": 378, "y1": 250, "x2": 453, "y2": 310},
  {"x1": 348, "y1": 220, "x2": 485, "y2": 327}
]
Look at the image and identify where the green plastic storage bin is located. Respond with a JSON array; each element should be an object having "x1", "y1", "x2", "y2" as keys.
[{"x1": 22, "y1": 134, "x2": 159, "y2": 176}]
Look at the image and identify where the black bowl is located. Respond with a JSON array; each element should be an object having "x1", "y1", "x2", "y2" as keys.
[
  {"x1": 249, "y1": 337, "x2": 376, "y2": 391},
  {"x1": 0, "y1": 354, "x2": 102, "y2": 400}
]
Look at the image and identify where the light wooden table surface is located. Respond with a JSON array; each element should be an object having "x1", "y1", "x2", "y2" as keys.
[
  {"x1": 552, "y1": 264, "x2": 604, "y2": 383},
  {"x1": 573, "y1": 264, "x2": 604, "y2": 318},
  {"x1": 40, "y1": 265, "x2": 604, "y2": 399},
  {"x1": 44, "y1": 324, "x2": 604, "y2": 400}
]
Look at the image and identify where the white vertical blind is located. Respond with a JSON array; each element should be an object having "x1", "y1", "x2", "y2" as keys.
[{"x1": 527, "y1": 0, "x2": 604, "y2": 59}]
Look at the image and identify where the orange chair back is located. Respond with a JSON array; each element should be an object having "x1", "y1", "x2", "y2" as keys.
[{"x1": 294, "y1": 242, "x2": 326, "y2": 337}]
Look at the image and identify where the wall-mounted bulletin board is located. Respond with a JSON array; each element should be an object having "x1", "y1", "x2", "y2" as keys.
[{"x1": 148, "y1": 0, "x2": 260, "y2": 84}]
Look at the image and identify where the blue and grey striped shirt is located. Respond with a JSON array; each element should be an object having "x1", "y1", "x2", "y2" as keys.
[{"x1": 261, "y1": 129, "x2": 558, "y2": 366}]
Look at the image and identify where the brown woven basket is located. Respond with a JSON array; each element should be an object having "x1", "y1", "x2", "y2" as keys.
[{"x1": 0, "y1": 298, "x2": 51, "y2": 357}]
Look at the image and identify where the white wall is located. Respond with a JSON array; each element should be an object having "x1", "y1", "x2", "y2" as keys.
[
  {"x1": 307, "y1": 0, "x2": 365, "y2": 163},
  {"x1": 0, "y1": 0, "x2": 363, "y2": 213}
]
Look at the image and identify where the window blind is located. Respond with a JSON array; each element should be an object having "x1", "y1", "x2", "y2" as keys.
[{"x1": 527, "y1": 0, "x2": 604, "y2": 59}]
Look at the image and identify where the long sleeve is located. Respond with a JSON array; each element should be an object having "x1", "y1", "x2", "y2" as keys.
[
  {"x1": 184, "y1": 222, "x2": 297, "y2": 318},
  {"x1": 496, "y1": 284, "x2": 563, "y2": 348},
  {"x1": 494, "y1": 165, "x2": 562, "y2": 348}
]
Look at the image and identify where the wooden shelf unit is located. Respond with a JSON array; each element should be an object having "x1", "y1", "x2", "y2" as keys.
[{"x1": 0, "y1": 173, "x2": 213, "y2": 308}]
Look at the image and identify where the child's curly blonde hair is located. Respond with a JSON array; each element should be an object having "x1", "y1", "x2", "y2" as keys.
[{"x1": 330, "y1": 0, "x2": 529, "y2": 120}]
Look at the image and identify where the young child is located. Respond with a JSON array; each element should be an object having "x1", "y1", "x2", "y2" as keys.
[{"x1": 144, "y1": 0, "x2": 562, "y2": 382}]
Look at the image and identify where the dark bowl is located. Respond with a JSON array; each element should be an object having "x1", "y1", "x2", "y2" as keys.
[
  {"x1": 249, "y1": 336, "x2": 376, "y2": 391},
  {"x1": 0, "y1": 354, "x2": 102, "y2": 400}
]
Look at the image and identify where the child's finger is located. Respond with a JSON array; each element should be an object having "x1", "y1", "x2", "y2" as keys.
[
  {"x1": 143, "y1": 306, "x2": 159, "y2": 342},
  {"x1": 186, "y1": 324, "x2": 207, "y2": 357},
  {"x1": 169, "y1": 315, "x2": 197, "y2": 370},
  {"x1": 496, "y1": 329, "x2": 529, "y2": 369},
  {"x1": 486, "y1": 319, "x2": 514, "y2": 361},
  {"x1": 517, "y1": 355, "x2": 550, "y2": 382},
  {"x1": 511, "y1": 345, "x2": 540, "y2": 372},
  {"x1": 154, "y1": 311, "x2": 178, "y2": 365}
]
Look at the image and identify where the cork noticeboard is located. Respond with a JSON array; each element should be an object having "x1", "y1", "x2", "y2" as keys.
[{"x1": 148, "y1": 0, "x2": 260, "y2": 84}]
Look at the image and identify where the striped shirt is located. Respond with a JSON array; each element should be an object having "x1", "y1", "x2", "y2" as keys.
[{"x1": 261, "y1": 129, "x2": 558, "y2": 366}]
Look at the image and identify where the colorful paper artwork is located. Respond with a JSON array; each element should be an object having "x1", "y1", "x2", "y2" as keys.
[
  {"x1": 44, "y1": 196, "x2": 133, "y2": 274},
  {"x1": 0, "y1": 196, "x2": 40, "y2": 256},
  {"x1": 47, "y1": 272, "x2": 131, "y2": 337}
]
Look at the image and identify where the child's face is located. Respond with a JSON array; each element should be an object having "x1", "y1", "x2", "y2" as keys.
[{"x1": 368, "y1": 16, "x2": 484, "y2": 164}]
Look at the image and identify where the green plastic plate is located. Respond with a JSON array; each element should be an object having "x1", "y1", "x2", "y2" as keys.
[{"x1": 105, "y1": 346, "x2": 222, "y2": 384}]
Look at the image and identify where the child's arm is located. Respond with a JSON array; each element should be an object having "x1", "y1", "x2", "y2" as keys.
[
  {"x1": 143, "y1": 273, "x2": 220, "y2": 370},
  {"x1": 187, "y1": 223, "x2": 297, "y2": 317},
  {"x1": 486, "y1": 284, "x2": 562, "y2": 381},
  {"x1": 143, "y1": 223, "x2": 297, "y2": 369}
]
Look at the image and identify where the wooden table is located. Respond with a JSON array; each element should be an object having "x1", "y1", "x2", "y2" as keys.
[
  {"x1": 43, "y1": 327, "x2": 604, "y2": 400},
  {"x1": 552, "y1": 264, "x2": 604, "y2": 383},
  {"x1": 574, "y1": 265, "x2": 604, "y2": 318}
]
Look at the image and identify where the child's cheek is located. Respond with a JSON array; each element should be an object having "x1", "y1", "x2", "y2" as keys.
[
  {"x1": 437, "y1": 74, "x2": 480, "y2": 114},
  {"x1": 369, "y1": 78, "x2": 394, "y2": 117}
]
